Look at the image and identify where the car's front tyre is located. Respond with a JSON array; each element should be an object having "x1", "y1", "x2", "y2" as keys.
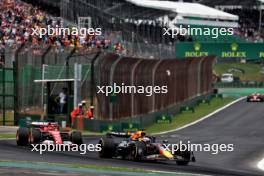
[
  {"x1": 30, "y1": 128, "x2": 42, "y2": 144},
  {"x1": 175, "y1": 150, "x2": 191, "y2": 165},
  {"x1": 98, "y1": 137, "x2": 116, "y2": 158},
  {"x1": 129, "y1": 141, "x2": 146, "y2": 161},
  {"x1": 70, "y1": 131, "x2": 83, "y2": 145}
]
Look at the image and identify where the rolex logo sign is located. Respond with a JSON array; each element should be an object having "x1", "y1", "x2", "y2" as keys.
[
  {"x1": 194, "y1": 42, "x2": 201, "y2": 51},
  {"x1": 221, "y1": 42, "x2": 246, "y2": 58},
  {"x1": 231, "y1": 43, "x2": 238, "y2": 51},
  {"x1": 184, "y1": 42, "x2": 209, "y2": 57},
  {"x1": 176, "y1": 42, "x2": 264, "y2": 59}
]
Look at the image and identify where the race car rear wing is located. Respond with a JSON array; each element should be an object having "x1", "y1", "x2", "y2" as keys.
[
  {"x1": 106, "y1": 131, "x2": 131, "y2": 138},
  {"x1": 31, "y1": 122, "x2": 58, "y2": 126},
  {"x1": 18, "y1": 116, "x2": 59, "y2": 128}
]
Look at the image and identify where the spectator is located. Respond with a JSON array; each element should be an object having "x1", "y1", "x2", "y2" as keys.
[
  {"x1": 58, "y1": 87, "x2": 67, "y2": 114},
  {"x1": 0, "y1": 0, "x2": 116, "y2": 54}
]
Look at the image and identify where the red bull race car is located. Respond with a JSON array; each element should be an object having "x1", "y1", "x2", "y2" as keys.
[
  {"x1": 98, "y1": 131, "x2": 195, "y2": 165},
  {"x1": 16, "y1": 122, "x2": 83, "y2": 146},
  {"x1": 246, "y1": 93, "x2": 264, "y2": 102}
]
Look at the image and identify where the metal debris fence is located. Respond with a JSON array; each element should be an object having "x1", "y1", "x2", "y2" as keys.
[
  {"x1": 12, "y1": 45, "x2": 96, "y2": 120},
  {"x1": 1, "y1": 44, "x2": 214, "y2": 125},
  {"x1": 94, "y1": 53, "x2": 215, "y2": 120}
]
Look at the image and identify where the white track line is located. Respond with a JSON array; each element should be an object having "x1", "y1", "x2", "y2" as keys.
[
  {"x1": 153, "y1": 97, "x2": 245, "y2": 135},
  {"x1": 151, "y1": 170, "x2": 210, "y2": 176},
  {"x1": 257, "y1": 158, "x2": 264, "y2": 171},
  {"x1": 0, "y1": 138, "x2": 15, "y2": 140},
  {"x1": 0, "y1": 126, "x2": 18, "y2": 129}
]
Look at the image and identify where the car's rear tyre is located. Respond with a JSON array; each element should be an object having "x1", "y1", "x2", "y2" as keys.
[
  {"x1": 16, "y1": 127, "x2": 29, "y2": 146},
  {"x1": 130, "y1": 141, "x2": 146, "y2": 161},
  {"x1": 70, "y1": 131, "x2": 83, "y2": 145},
  {"x1": 30, "y1": 129, "x2": 41, "y2": 144},
  {"x1": 175, "y1": 150, "x2": 191, "y2": 166},
  {"x1": 98, "y1": 138, "x2": 116, "y2": 158}
]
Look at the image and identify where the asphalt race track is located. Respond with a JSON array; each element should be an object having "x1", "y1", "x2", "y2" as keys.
[{"x1": 1, "y1": 99, "x2": 264, "y2": 176}]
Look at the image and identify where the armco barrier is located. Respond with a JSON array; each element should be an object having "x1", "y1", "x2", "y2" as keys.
[
  {"x1": 15, "y1": 93, "x2": 213, "y2": 132},
  {"x1": 180, "y1": 106, "x2": 195, "y2": 113},
  {"x1": 156, "y1": 115, "x2": 173, "y2": 124},
  {"x1": 72, "y1": 93, "x2": 212, "y2": 132},
  {"x1": 215, "y1": 81, "x2": 264, "y2": 88},
  {"x1": 94, "y1": 53, "x2": 215, "y2": 120}
]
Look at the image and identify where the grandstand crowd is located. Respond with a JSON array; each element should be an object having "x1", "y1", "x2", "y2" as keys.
[
  {"x1": 226, "y1": 9, "x2": 264, "y2": 42},
  {"x1": 0, "y1": 0, "x2": 126, "y2": 55},
  {"x1": 0, "y1": 0, "x2": 263, "y2": 59}
]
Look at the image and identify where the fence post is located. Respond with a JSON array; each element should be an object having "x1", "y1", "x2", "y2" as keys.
[
  {"x1": 66, "y1": 47, "x2": 76, "y2": 107},
  {"x1": 90, "y1": 51, "x2": 101, "y2": 107},
  {"x1": 131, "y1": 59, "x2": 143, "y2": 117},
  {"x1": 14, "y1": 44, "x2": 25, "y2": 125},
  {"x1": 2, "y1": 67, "x2": 5, "y2": 125},
  {"x1": 109, "y1": 55, "x2": 122, "y2": 121},
  {"x1": 152, "y1": 60, "x2": 162, "y2": 112}
]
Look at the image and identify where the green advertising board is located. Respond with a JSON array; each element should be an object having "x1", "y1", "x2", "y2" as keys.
[
  {"x1": 156, "y1": 115, "x2": 172, "y2": 124},
  {"x1": 122, "y1": 123, "x2": 140, "y2": 131},
  {"x1": 100, "y1": 123, "x2": 122, "y2": 132},
  {"x1": 175, "y1": 42, "x2": 264, "y2": 60}
]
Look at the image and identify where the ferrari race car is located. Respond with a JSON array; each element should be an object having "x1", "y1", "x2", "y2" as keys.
[
  {"x1": 16, "y1": 122, "x2": 83, "y2": 146},
  {"x1": 246, "y1": 93, "x2": 264, "y2": 102},
  {"x1": 98, "y1": 131, "x2": 195, "y2": 165}
]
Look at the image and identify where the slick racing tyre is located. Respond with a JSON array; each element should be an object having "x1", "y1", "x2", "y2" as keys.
[
  {"x1": 70, "y1": 131, "x2": 83, "y2": 145},
  {"x1": 98, "y1": 138, "x2": 116, "y2": 158},
  {"x1": 30, "y1": 129, "x2": 41, "y2": 144},
  {"x1": 16, "y1": 127, "x2": 29, "y2": 146},
  {"x1": 175, "y1": 150, "x2": 191, "y2": 166},
  {"x1": 130, "y1": 141, "x2": 146, "y2": 161}
]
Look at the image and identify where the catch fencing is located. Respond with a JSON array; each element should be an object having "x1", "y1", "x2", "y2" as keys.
[
  {"x1": 15, "y1": 45, "x2": 97, "y2": 120},
  {"x1": 0, "y1": 47, "x2": 16, "y2": 125},
  {"x1": 94, "y1": 53, "x2": 215, "y2": 120},
  {"x1": 2, "y1": 44, "x2": 214, "y2": 125}
]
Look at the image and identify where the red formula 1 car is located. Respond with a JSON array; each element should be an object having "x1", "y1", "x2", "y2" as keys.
[
  {"x1": 246, "y1": 93, "x2": 264, "y2": 102},
  {"x1": 16, "y1": 122, "x2": 83, "y2": 146}
]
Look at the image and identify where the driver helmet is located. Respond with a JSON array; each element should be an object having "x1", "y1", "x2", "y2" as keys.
[{"x1": 131, "y1": 131, "x2": 146, "y2": 140}]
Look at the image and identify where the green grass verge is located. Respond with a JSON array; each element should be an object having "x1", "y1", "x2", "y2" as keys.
[
  {"x1": 214, "y1": 63, "x2": 263, "y2": 82},
  {"x1": 146, "y1": 97, "x2": 234, "y2": 134},
  {"x1": 49, "y1": 162, "x2": 146, "y2": 173},
  {"x1": 0, "y1": 160, "x2": 146, "y2": 173},
  {"x1": 0, "y1": 133, "x2": 15, "y2": 139},
  {"x1": 82, "y1": 131, "x2": 104, "y2": 136}
]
